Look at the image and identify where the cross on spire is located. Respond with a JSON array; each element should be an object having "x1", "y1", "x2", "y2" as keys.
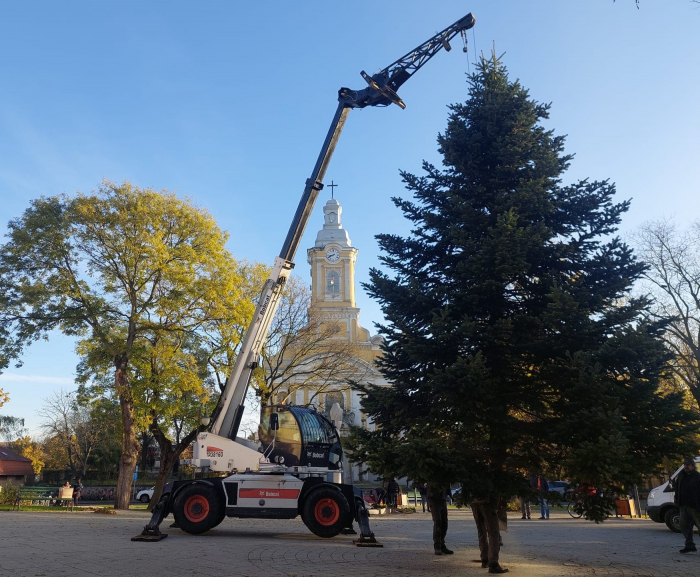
[{"x1": 328, "y1": 180, "x2": 338, "y2": 199}]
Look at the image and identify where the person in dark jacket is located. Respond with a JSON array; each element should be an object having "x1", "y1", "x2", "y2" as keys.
[
  {"x1": 386, "y1": 477, "x2": 400, "y2": 514},
  {"x1": 471, "y1": 492, "x2": 508, "y2": 574},
  {"x1": 375, "y1": 486, "x2": 386, "y2": 506},
  {"x1": 418, "y1": 482, "x2": 428, "y2": 513},
  {"x1": 427, "y1": 483, "x2": 453, "y2": 556},
  {"x1": 674, "y1": 457, "x2": 700, "y2": 554},
  {"x1": 73, "y1": 478, "x2": 84, "y2": 506}
]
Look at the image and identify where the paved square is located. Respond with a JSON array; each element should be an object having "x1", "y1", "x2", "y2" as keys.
[{"x1": 1, "y1": 509, "x2": 699, "y2": 576}]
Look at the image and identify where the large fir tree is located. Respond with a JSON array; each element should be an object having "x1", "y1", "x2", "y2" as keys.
[{"x1": 350, "y1": 55, "x2": 698, "y2": 519}]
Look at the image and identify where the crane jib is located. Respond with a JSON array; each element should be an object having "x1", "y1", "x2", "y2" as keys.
[
  {"x1": 257, "y1": 293, "x2": 272, "y2": 321},
  {"x1": 210, "y1": 11, "x2": 476, "y2": 442}
]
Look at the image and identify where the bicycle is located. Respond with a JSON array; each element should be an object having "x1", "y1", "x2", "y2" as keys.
[
  {"x1": 567, "y1": 500, "x2": 583, "y2": 518},
  {"x1": 566, "y1": 489, "x2": 611, "y2": 520}
]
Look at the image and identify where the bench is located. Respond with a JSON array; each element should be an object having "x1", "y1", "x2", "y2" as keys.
[{"x1": 13, "y1": 486, "x2": 74, "y2": 511}]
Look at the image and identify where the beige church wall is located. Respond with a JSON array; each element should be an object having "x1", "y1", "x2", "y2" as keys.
[{"x1": 265, "y1": 197, "x2": 389, "y2": 434}]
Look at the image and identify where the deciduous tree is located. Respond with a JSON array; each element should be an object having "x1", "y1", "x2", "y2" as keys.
[
  {"x1": 8, "y1": 436, "x2": 44, "y2": 475},
  {"x1": 38, "y1": 390, "x2": 101, "y2": 479},
  {"x1": 74, "y1": 254, "x2": 259, "y2": 507},
  {"x1": 125, "y1": 333, "x2": 215, "y2": 508},
  {"x1": 0, "y1": 182, "x2": 242, "y2": 508},
  {"x1": 633, "y1": 219, "x2": 700, "y2": 411},
  {"x1": 258, "y1": 276, "x2": 368, "y2": 408},
  {"x1": 0, "y1": 415, "x2": 27, "y2": 442}
]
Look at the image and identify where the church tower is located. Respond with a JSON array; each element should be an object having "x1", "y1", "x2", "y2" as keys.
[
  {"x1": 307, "y1": 198, "x2": 371, "y2": 343},
  {"x1": 273, "y1": 194, "x2": 387, "y2": 482}
]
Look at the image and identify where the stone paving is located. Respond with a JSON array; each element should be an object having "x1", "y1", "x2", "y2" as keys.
[{"x1": 1, "y1": 509, "x2": 699, "y2": 577}]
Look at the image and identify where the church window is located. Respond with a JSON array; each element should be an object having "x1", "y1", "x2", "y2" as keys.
[{"x1": 326, "y1": 270, "x2": 340, "y2": 295}]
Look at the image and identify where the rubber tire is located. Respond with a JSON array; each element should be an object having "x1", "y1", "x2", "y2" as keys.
[
  {"x1": 302, "y1": 487, "x2": 350, "y2": 539},
  {"x1": 139, "y1": 494, "x2": 150, "y2": 503},
  {"x1": 664, "y1": 507, "x2": 682, "y2": 533},
  {"x1": 173, "y1": 484, "x2": 225, "y2": 535},
  {"x1": 213, "y1": 507, "x2": 227, "y2": 529},
  {"x1": 567, "y1": 502, "x2": 582, "y2": 519}
]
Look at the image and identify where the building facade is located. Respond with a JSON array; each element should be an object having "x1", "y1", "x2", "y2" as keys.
[
  {"x1": 271, "y1": 198, "x2": 388, "y2": 481},
  {"x1": 0, "y1": 445, "x2": 34, "y2": 486}
]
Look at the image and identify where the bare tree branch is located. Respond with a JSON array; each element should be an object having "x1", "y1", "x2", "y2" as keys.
[
  {"x1": 38, "y1": 389, "x2": 102, "y2": 478},
  {"x1": 633, "y1": 219, "x2": 700, "y2": 408}
]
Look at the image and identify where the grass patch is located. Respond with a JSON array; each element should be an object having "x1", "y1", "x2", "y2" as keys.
[
  {"x1": 1, "y1": 504, "x2": 149, "y2": 512},
  {"x1": 0, "y1": 505, "x2": 88, "y2": 512},
  {"x1": 90, "y1": 506, "x2": 117, "y2": 515}
]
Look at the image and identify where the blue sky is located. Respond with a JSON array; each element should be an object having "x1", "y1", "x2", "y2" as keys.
[{"x1": 1, "y1": 0, "x2": 699, "y2": 435}]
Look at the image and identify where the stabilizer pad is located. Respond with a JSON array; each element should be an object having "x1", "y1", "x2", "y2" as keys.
[
  {"x1": 353, "y1": 539, "x2": 383, "y2": 547},
  {"x1": 131, "y1": 533, "x2": 168, "y2": 542}
]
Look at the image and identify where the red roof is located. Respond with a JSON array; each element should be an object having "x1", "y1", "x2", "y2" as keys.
[{"x1": 0, "y1": 447, "x2": 34, "y2": 476}]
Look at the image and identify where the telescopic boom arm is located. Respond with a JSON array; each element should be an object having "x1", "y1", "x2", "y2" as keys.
[{"x1": 209, "y1": 11, "x2": 476, "y2": 442}]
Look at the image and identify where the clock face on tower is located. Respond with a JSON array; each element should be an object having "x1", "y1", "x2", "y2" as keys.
[{"x1": 326, "y1": 248, "x2": 340, "y2": 262}]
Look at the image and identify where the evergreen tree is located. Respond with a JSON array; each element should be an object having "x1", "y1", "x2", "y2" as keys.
[{"x1": 349, "y1": 54, "x2": 698, "y2": 520}]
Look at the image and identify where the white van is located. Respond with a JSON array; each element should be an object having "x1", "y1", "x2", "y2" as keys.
[{"x1": 646, "y1": 456, "x2": 700, "y2": 532}]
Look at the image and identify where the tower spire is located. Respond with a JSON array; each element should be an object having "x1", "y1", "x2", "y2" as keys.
[{"x1": 315, "y1": 198, "x2": 350, "y2": 248}]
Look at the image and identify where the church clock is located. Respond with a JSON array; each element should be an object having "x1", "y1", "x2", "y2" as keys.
[{"x1": 326, "y1": 248, "x2": 340, "y2": 262}]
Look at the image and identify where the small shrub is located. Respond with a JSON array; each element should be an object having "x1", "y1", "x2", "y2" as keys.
[
  {"x1": 506, "y1": 497, "x2": 521, "y2": 512},
  {"x1": 0, "y1": 483, "x2": 19, "y2": 505}
]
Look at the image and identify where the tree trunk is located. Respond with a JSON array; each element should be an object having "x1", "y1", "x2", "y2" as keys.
[
  {"x1": 149, "y1": 449, "x2": 176, "y2": 512},
  {"x1": 114, "y1": 354, "x2": 138, "y2": 510},
  {"x1": 81, "y1": 452, "x2": 90, "y2": 478},
  {"x1": 66, "y1": 443, "x2": 78, "y2": 480},
  {"x1": 148, "y1": 419, "x2": 200, "y2": 512}
]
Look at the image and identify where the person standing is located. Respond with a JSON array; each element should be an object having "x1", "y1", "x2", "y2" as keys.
[
  {"x1": 375, "y1": 485, "x2": 386, "y2": 507},
  {"x1": 471, "y1": 493, "x2": 508, "y2": 573},
  {"x1": 519, "y1": 495, "x2": 531, "y2": 520},
  {"x1": 387, "y1": 477, "x2": 400, "y2": 514},
  {"x1": 497, "y1": 498, "x2": 508, "y2": 548},
  {"x1": 427, "y1": 483, "x2": 453, "y2": 555},
  {"x1": 419, "y1": 483, "x2": 428, "y2": 513},
  {"x1": 674, "y1": 457, "x2": 700, "y2": 554},
  {"x1": 536, "y1": 474, "x2": 550, "y2": 520},
  {"x1": 73, "y1": 478, "x2": 84, "y2": 507}
]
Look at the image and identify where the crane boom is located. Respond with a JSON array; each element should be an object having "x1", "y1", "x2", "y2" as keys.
[{"x1": 208, "y1": 11, "x2": 476, "y2": 444}]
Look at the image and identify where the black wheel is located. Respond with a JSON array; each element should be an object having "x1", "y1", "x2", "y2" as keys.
[
  {"x1": 213, "y1": 506, "x2": 226, "y2": 529},
  {"x1": 567, "y1": 501, "x2": 583, "y2": 518},
  {"x1": 302, "y1": 487, "x2": 350, "y2": 538},
  {"x1": 139, "y1": 494, "x2": 150, "y2": 503},
  {"x1": 173, "y1": 484, "x2": 225, "y2": 535},
  {"x1": 664, "y1": 507, "x2": 681, "y2": 533}
]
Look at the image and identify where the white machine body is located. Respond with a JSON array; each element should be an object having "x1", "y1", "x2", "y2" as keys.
[
  {"x1": 223, "y1": 473, "x2": 305, "y2": 514},
  {"x1": 188, "y1": 432, "x2": 262, "y2": 473}
]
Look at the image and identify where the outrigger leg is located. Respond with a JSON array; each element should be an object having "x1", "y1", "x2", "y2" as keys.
[
  {"x1": 353, "y1": 499, "x2": 382, "y2": 547},
  {"x1": 131, "y1": 493, "x2": 171, "y2": 542}
]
